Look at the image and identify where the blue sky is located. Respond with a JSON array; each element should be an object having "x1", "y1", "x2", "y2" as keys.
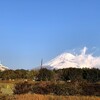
[{"x1": 0, "y1": 0, "x2": 100, "y2": 69}]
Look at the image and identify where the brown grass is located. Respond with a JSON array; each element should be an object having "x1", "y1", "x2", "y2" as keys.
[{"x1": 12, "y1": 94, "x2": 100, "y2": 100}]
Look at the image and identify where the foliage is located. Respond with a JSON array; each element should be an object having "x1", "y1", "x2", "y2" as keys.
[
  {"x1": 0, "y1": 68, "x2": 100, "y2": 83},
  {"x1": 81, "y1": 83, "x2": 100, "y2": 96},
  {"x1": 13, "y1": 81, "x2": 100, "y2": 96},
  {"x1": 82, "y1": 68, "x2": 100, "y2": 82},
  {"x1": 14, "y1": 82, "x2": 33, "y2": 94},
  {"x1": 36, "y1": 68, "x2": 54, "y2": 81}
]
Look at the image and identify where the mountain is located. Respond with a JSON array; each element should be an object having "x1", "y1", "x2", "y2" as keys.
[
  {"x1": 0, "y1": 64, "x2": 8, "y2": 71},
  {"x1": 44, "y1": 47, "x2": 100, "y2": 69}
]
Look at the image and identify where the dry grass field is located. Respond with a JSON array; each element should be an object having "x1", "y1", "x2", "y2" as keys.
[
  {"x1": 7, "y1": 94, "x2": 99, "y2": 100},
  {"x1": 0, "y1": 81, "x2": 100, "y2": 100}
]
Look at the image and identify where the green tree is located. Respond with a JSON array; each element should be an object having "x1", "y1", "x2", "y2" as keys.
[
  {"x1": 14, "y1": 69, "x2": 28, "y2": 79},
  {"x1": 1, "y1": 70, "x2": 15, "y2": 80},
  {"x1": 26, "y1": 70, "x2": 37, "y2": 80},
  {"x1": 37, "y1": 68, "x2": 53, "y2": 81}
]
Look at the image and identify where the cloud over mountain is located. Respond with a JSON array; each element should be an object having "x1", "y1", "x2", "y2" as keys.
[{"x1": 45, "y1": 47, "x2": 100, "y2": 69}]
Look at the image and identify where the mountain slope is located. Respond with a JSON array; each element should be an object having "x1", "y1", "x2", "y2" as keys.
[
  {"x1": 44, "y1": 47, "x2": 100, "y2": 69},
  {"x1": 0, "y1": 64, "x2": 8, "y2": 71}
]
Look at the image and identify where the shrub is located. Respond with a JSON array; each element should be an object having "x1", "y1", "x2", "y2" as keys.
[
  {"x1": 13, "y1": 81, "x2": 100, "y2": 96},
  {"x1": 32, "y1": 82, "x2": 80, "y2": 95},
  {"x1": 50, "y1": 83, "x2": 78, "y2": 95},
  {"x1": 32, "y1": 82, "x2": 52, "y2": 94},
  {"x1": 81, "y1": 83, "x2": 100, "y2": 96},
  {"x1": 14, "y1": 82, "x2": 33, "y2": 94}
]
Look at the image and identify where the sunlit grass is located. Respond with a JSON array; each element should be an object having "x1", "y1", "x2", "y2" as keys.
[
  {"x1": 14, "y1": 94, "x2": 100, "y2": 100},
  {"x1": 0, "y1": 82, "x2": 14, "y2": 95}
]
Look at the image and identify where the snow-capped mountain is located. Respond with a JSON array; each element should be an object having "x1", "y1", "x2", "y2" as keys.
[
  {"x1": 44, "y1": 47, "x2": 100, "y2": 69},
  {"x1": 0, "y1": 64, "x2": 8, "y2": 71}
]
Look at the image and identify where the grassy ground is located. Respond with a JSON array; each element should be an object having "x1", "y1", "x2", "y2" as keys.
[
  {"x1": 0, "y1": 81, "x2": 100, "y2": 100},
  {"x1": 0, "y1": 82, "x2": 14, "y2": 95},
  {"x1": 4, "y1": 94, "x2": 100, "y2": 100}
]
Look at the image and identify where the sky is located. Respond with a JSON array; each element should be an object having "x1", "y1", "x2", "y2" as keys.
[{"x1": 0, "y1": 0, "x2": 100, "y2": 69}]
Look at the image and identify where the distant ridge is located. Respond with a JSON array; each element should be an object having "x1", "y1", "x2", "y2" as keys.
[{"x1": 44, "y1": 47, "x2": 100, "y2": 69}]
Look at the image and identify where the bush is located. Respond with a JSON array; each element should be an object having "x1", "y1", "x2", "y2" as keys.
[
  {"x1": 81, "y1": 83, "x2": 100, "y2": 96},
  {"x1": 13, "y1": 81, "x2": 100, "y2": 96},
  {"x1": 14, "y1": 81, "x2": 82, "y2": 95},
  {"x1": 14, "y1": 82, "x2": 33, "y2": 94},
  {"x1": 32, "y1": 82, "x2": 80, "y2": 95},
  {"x1": 32, "y1": 82, "x2": 52, "y2": 94},
  {"x1": 50, "y1": 83, "x2": 79, "y2": 95}
]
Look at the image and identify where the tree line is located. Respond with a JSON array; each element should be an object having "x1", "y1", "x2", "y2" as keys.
[{"x1": 0, "y1": 68, "x2": 100, "y2": 82}]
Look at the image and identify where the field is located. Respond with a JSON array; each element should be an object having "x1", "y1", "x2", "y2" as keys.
[
  {"x1": 0, "y1": 82, "x2": 14, "y2": 95},
  {"x1": 0, "y1": 94, "x2": 100, "y2": 100},
  {"x1": 0, "y1": 81, "x2": 100, "y2": 100}
]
